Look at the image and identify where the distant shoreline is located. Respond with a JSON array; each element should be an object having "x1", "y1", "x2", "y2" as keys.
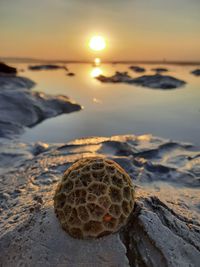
[{"x1": 1, "y1": 57, "x2": 200, "y2": 66}]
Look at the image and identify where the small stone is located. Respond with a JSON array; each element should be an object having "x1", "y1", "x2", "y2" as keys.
[
  {"x1": 13, "y1": 215, "x2": 19, "y2": 221},
  {"x1": 1, "y1": 193, "x2": 10, "y2": 200},
  {"x1": 14, "y1": 189, "x2": 23, "y2": 194},
  {"x1": 29, "y1": 207, "x2": 35, "y2": 213},
  {"x1": 33, "y1": 195, "x2": 43, "y2": 204}
]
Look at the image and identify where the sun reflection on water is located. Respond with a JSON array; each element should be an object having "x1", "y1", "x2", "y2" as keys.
[
  {"x1": 94, "y1": 58, "x2": 101, "y2": 66},
  {"x1": 90, "y1": 67, "x2": 103, "y2": 78}
]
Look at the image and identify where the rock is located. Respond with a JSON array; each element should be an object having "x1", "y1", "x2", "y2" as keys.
[
  {"x1": 97, "y1": 72, "x2": 186, "y2": 89},
  {"x1": 0, "y1": 75, "x2": 35, "y2": 91},
  {"x1": 31, "y1": 142, "x2": 49, "y2": 156},
  {"x1": 121, "y1": 192, "x2": 200, "y2": 267},
  {"x1": 67, "y1": 72, "x2": 75, "y2": 76},
  {"x1": 0, "y1": 193, "x2": 10, "y2": 200},
  {"x1": 130, "y1": 74, "x2": 186, "y2": 89},
  {"x1": 0, "y1": 75, "x2": 82, "y2": 138},
  {"x1": 191, "y1": 69, "x2": 200, "y2": 76},
  {"x1": 151, "y1": 67, "x2": 169, "y2": 73},
  {"x1": 0, "y1": 139, "x2": 34, "y2": 175},
  {"x1": 0, "y1": 208, "x2": 129, "y2": 267},
  {"x1": 28, "y1": 64, "x2": 68, "y2": 71},
  {"x1": 0, "y1": 121, "x2": 24, "y2": 138},
  {"x1": 0, "y1": 134, "x2": 200, "y2": 266},
  {"x1": 0, "y1": 90, "x2": 81, "y2": 127},
  {"x1": 12, "y1": 215, "x2": 19, "y2": 221},
  {"x1": 97, "y1": 71, "x2": 132, "y2": 83},
  {"x1": 0, "y1": 62, "x2": 17, "y2": 74},
  {"x1": 129, "y1": 66, "x2": 145, "y2": 73}
]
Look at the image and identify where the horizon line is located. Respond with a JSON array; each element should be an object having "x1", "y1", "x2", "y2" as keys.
[{"x1": 1, "y1": 56, "x2": 200, "y2": 66}]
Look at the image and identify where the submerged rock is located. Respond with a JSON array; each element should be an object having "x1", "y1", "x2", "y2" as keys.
[
  {"x1": 28, "y1": 64, "x2": 68, "y2": 71},
  {"x1": 67, "y1": 72, "x2": 75, "y2": 76},
  {"x1": 0, "y1": 62, "x2": 17, "y2": 74},
  {"x1": 151, "y1": 67, "x2": 169, "y2": 73},
  {"x1": 97, "y1": 71, "x2": 131, "y2": 83},
  {"x1": 97, "y1": 72, "x2": 186, "y2": 89},
  {"x1": 191, "y1": 69, "x2": 200, "y2": 76},
  {"x1": 0, "y1": 134, "x2": 200, "y2": 266},
  {"x1": 0, "y1": 75, "x2": 81, "y2": 138},
  {"x1": 130, "y1": 74, "x2": 186, "y2": 89},
  {"x1": 129, "y1": 66, "x2": 145, "y2": 73}
]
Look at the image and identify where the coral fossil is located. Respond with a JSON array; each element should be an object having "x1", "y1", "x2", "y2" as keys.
[{"x1": 54, "y1": 157, "x2": 135, "y2": 239}]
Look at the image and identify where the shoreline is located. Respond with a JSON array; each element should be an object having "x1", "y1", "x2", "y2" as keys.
[{"x1": 1, "y1": 57, "x2": 200, "y2": 66}]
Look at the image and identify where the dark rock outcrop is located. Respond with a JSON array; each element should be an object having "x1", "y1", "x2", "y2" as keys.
[
  {"x1": 191, "y1": 69, "x2": 200, "y2": 76},
  {"x1": 97, "y1": 71, "x2": 131, "y2": 83},
  {"x1": 97, "y1": 72, "x2": 186, "y2": 89},
  {"x1": 67, "y1": 72, "x2": 75, "y2": 76},
  {"x1": 129, "y1": 66, "x2": 145, "y2": 73},
  {"x1": 130, "y1": 74, "x2": 185, "y2": 89},
  {"x1": 152, "y1": 67, "x2": 168, "y2": 73},
  {"x1": 0, "y1": 134, "x2": 200, "y2": 266},
  {"x1": 0, "y1": 62, "x2": 17, "y2": 74},
  {"x1": 28, "y1": 64, "x2": 68, "y2": 71},
  {"x1": 0, "y1": 75, "x2": 81, "y2": 138}
]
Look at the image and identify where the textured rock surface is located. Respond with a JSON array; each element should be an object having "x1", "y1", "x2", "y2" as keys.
[
  {"x1": 0, "y1": 75, "x2": 81, "y2": 138},
  {"x1": 97, "y1": 72, "x2": 185, "y2": 89},
  {"x1": 0, "y1": 134, "x2": 200, "y2": 266},
  {"x1": 0, "y1": 75, "x2": 35, "y2": 90}
]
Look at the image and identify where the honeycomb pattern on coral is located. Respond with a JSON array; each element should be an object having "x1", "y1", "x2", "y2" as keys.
[{"x1": 54, "y1": 157, "x2": 135, "y2": 239}]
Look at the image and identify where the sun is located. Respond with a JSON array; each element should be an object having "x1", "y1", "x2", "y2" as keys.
[{"x1": 89, "y1": 36, "x2": 106, "y2": 51}]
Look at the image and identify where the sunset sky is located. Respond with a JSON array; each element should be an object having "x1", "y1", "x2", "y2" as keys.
[{"x1": 1, "y1": 0, "x2": 200, "y2": 61}]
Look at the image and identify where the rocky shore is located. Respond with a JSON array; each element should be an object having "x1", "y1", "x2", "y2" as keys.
[
  {"x1": 0, "y1": 74, "x2": 81, "y2": 138},
  {"x1": 0, "y1": 135, "x2": 200, "y2": 266},
  {"x1": 0, "y1": 64, "x2": 199, "y2": 267}
]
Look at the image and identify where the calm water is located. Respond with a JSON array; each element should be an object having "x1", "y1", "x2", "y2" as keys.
[{"x1": 12, "y1": 63, "x2": 200, "y2": 145}]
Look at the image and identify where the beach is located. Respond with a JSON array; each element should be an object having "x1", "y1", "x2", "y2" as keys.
[{"x1": 0, "y1": 62, "x2": 200, "y2": 266}]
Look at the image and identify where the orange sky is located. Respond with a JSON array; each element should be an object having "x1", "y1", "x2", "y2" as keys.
[{"x1": 1, "y1": 0, "x2": 200, "y2": 61}]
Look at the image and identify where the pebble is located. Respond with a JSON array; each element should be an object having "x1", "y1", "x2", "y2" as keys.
[
  {"x1": 1, "y1": 193, "x2": 10, "y2": 200},
  {"x1": 33, "y1": 195, "x2": 43, "y2": 204},
  {"x1": 14, "y1": 189, "x2": 23, "y2": 194},
  {"x1": 13, "y1": 214, "x2": 19, "y2": 220},
  {"x1": 43, "y1": 178, "x2": 53, "y2": 185},
  {"x1": 7, "y1": 211, "x2": 13, "y2": 217}
]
